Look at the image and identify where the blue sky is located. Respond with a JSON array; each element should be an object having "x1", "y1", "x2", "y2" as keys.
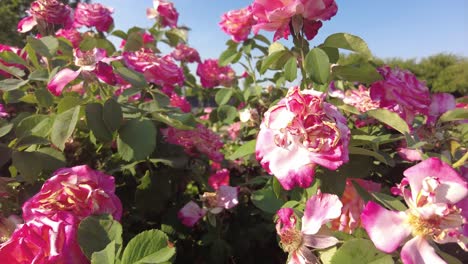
[{"x1": 98, "y1": 0, "x2": 467, "y2": 60}]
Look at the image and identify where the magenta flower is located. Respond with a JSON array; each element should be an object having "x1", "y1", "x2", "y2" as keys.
[
  {"x1": 171, "y1": 44, "x2": 201, "y2": 63},
  {"x1": 161, "y1": 124, "x2": 224, "y2": 162},
  {"x1": 74, "y1": 3, "x2": 114, "y2": 32},
  {"x1": 219, "y1": 6, "x2": 256, "y2": 43},
  {"x1": 0, "y1": 212, "x2": 89, "y2": 264},
  {"x1": 256, "y1": 87, "x2": 350, "y2": 190},
  {"x1": 331, "y1": 179, "x2": 381, "y2": 234},
  {"x1": 178, "y1": 201, "x2": 207, "y2": 228},
  {"x1": 17, "y1": 0, "x2": 73, "y2": 33},
  {"x1": 55, "y1": 28, "x2": 83, "y2": 48},
  {"x1": 22, "y1": 165, "x2": 122, "y2": 222},
  {"x1": 48, "y1": 48, "x2": 117, "y2": 96},
  {"x1": 251, "y1": 0, "x2": 337, "y2": 41},
  {"x1": 276, "y1": 192, "x2": 342, "y2": 263},
  {"x1": 361, "y1": 158, "x2": 468, "y2": 264},
  {"x1": 0, "y1": 104, "x2": 9, "y2": 119},
  {"x1": 208, "y1": 168, "x2": 230, "y2": 190},
  {"x1": 123, "y1": 49, "x2": 184, "y2": 90},
  {"x1": 196, "y1": 59, "x2": 235, "y2": 89},
  {"x1": 147, "y1": 0, "x2": 179, "y2": 28},
  {"x1": 427, "y1": 93, "x2": 456, "y2": 125},
  {"x1": 0, "y1": 44, "x2": 27, "y2": 78},
  {"x1": 169, "y1": 93, "x2": 192, "y2": 113},
  {"x1": 370, "y1": 66, "x2": 431, "y2": 126}
]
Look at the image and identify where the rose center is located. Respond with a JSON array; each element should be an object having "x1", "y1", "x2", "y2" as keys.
[
  {"x1": 280, "y1": 228, "x2": 303, "y2": 253},
  {"x1": 407, "y1": 213, "x2": 440, "y2": 237}
]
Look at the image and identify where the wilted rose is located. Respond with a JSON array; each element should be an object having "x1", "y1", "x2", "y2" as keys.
[
  {"x1": 171, "y1": 44, "x2": 201, "y2": 63},
  {"x1": 196, "y1": 59, "x2": 235, "y2": 89}
]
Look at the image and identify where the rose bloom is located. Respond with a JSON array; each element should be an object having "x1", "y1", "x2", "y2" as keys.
[
  {"x1": 0, "y1": 104, "x2": 9, "y2": 119},
  {"x1": 251, "y1": 0, "x2": 337, "y2": 41},
  {"x1": 17, "y1": 0, "x2": 73, "y2": 33},
  {"x1": 370, "y1": 66, "x2": 431, "y2": 126},
  {"x1": 201, "y1": 185, "x2": 239, "y2": 214},
  {"x1": 171, "y1": 44, "x2": 201, "y2": 63},
  {"x1": 55, "y1": 28, "x2": 82, "y2": 48},
  {"x1": 196, "y1": 59, "x2": 235, "y2": 89},
  {"x1": 74, "y1": 3, "x2": 114, "y2": 32},
  {"x1": 123, "y1": 49, "x2": 184, "y2": 89},
  {"x1": 208, "y1": 168, "x2": 230, "y2": 190},
  {"x1": 276, "y1": 191, "x2": 342, "y2": 264},
  {"x1": 169, "y1": 93, "x2": 192, "y2": 113},
  {"x1": 178, "y1": 201, "x2": 206, "y2": 228},
  {"x1": 0, "y1": 212, "x2": 88, "y2": 264},
  {"x1": 331, "y1": 179, "x2": 381, "y2": 234},
  {"x1": 219, "y1": 6, "x2": 256, "y2": 42},
  {"x1": 362, "y1": 158, "x2": 468, "y2": 264},
  {"x1": 22, "y1": 165, "x2": 122, "y2": 222},
  {"x1": 161, "y1": 124, "x2": 224, "y2": 162},
  {"x1": 147, "y1": 0, "x2": 179, "y2": 28},
  {"x1": 0, "y1": 44, "x2": 27, "y2": 78},
  {"x1": 256, "y1": 86, "x2": 350, "y2": 190}
]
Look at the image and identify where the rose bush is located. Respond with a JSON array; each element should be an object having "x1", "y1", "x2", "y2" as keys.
[{"x1": 0, "y1": 0, "x2": 466, "y2": 263}]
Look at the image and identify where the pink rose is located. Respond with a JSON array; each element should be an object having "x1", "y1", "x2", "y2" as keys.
[
  {"x1": 178, "y1": 201, "x2": 206, "y2": 228},
  {"x1": 171, "y1": 44, "x2": 201, "y2": 63},
  {"x1": 123, "y1": 49, "x2": 184, "y2": 89},
  {"x1": 0, "y1": 104, "x2": 9, "y2": 119},
  {"x1": 147, "y1": 0, "x2": 179, "y2": 28},
  {"x1": 0, "y1": 44, "x2": 27, "y2": 78},
  {"x1": 55, "y1": 28, "x2": 82, "y2": 48},
  {"x1": 256, "y1": 86, "x2": 350, "y2": 190},
  {"x1": 208, "y1": 169, "x2": 230, "y2": 190},
  {"x1": 342, "y1": 85, "x2": 379, "y2": 113},
  {"x1": 17, "y1": 0, "x2": 73, "y2": 33},
  {"x1": 74, "y1": 3, "x2": 114, "y2": 32},
  {"x1": 196, "y1": 59, "x2": 235, "y2": 89},
  {"x1": 219, "y1": 6, "x2": 256, "y2": 42},
  {"x1": 370, "y1": 66, "x2": 431, "y2": 125},
  {"x1": 0, "y1": 212, "x2": 89, "y2": 264},
  {"x1": 169, "y1": 93, "x2": 192, "y2": 113},
  {"x1": 22, "y1": 165, "x2": 122, "y2": 222},
  {"x1": 161, "y1": 124, "x2": 224, "y2": 162}
]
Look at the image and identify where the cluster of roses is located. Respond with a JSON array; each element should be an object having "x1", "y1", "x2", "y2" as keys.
[
  {"x1": 220, "y1": 0, "x2": 338, "y2": 42},
  {"x1": 0, "y1": 166, "x2": 122, "y2": 263}
]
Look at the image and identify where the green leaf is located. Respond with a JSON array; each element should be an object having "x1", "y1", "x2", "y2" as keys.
[
  {"x1": 0, "y1": 51, "x2": 27, "y2": 66},
  {"x1": 268, "y1": 42, "x2": 286, "y2": 54},
  {"x1": 439, "y1": 108, "x2": 468, "y2": 123},
  {"x1": 227, "y1": 140, "x2": 256, "y2": 160},
  {"x1": 16, "y1": 114, "x2": 52, "y2": 138},
  {"x1": 152, "y1": 113, "x2": 194, "y2": 130},
  {"x1": 260, "y1": 50, "x2": 288, "y2": 74},
  {"x1": 0, "y1": 120, "x2": 13, "y2": 138},
  {"x1": 367, "y1": 109, "x2": 410, "y2": 134},
  {"x1": 80, "y1": 36, "x2": 97, "y2": 51},
  {"x1": 330, "y1": 239, "x2": 393, "y2": 264},
  {"x1": 27, "y1": 36, "x2": 59, "y2": 58},
  {"x1": 165, "y1": 28, "x2": 188, "y2": 46},
  {"x1": 12, "y1": 149, "x2": 65, "y2": 183},
  {"x1": 215, "y1": 88, "x2": 233, "y2": 106},
  {"x1": 284, "y1": 56, "x2": 298, "y2": 82},
  {"x1": 115, "y1": 67, "x2": 147, "y2": 88},
  {"x1": 103, "y1": 99, "x2": 123, "y2": 132},
  {"x1": 0, "y1": 79, "x2": 29, "y2": 91},
  {"x1": 29, "y1": 69, "x2": 49, "y2": 81},
  {"x1": 35, "y1": 88, "x2": 54, "y2": 108},
  {"x1": 217, "y1": 105, "x2": 237, "y2": 124},
  {"x1": 0, "y1": 144, "x2": 12, "y2": 167},
  {"x1": 117, "y1": 119, "x2": 156, "y2": 161},
  {"x1": 111, "y1": 30, "x2": 128, "y2": 39},
  {"x1": 24, "y1": 43, "x2": 40, "y2": 69},
  {"x1": 124, "y1": 32, "x2": 144, "y2": 51},
  {"x1": 348, "y1": 146, "x2": 395, "y2": 166},
  {"x1": 372, "y1": 192, "x2": 407, "y2": 211},
  {"x1": 219, "y1": 48, "x2": 239, "y2": 67},
  {"x1": 78, "y1": 215, "x2": 123, "y2": 261},
  {"x1": 332, "y1": 64, "x2": 383, "y2": 84},
  {"x1": 96, "y1": 38, "x2": 116, "y2": 56},
  {"x1": 323, "y1": 33, "x2": 371, "y2": 58},
  {"x1": 85, "y1": 103, "x2": 113, "y2": 142},
  {"x1": 320, "y1": 47, "x2": 340, "y2": 64},
  {"x1": 305, "y1": 48, "x2": 330, "y2": 84},
  {"x1": 251, "y1": 186, "x2": 284, "y2": 214},
  {"x1": 121, "y1": 229, "x2": 175, "y2": 264},
  {"x1": 91, "y1": 241, "x2": 116, "y2": 264},
  {"x1": 0, "y1": 63, "x2": 25, "y2": 77},
  {"x1": 51, "y1": 106, "x2": 80, "y2": 150},
  {"x1": 57, "y1": 96, "x2": 81, "y2": 113}
]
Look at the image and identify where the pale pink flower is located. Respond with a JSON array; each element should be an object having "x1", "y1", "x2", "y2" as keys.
[
  {"x1": 427, "y1": 93, "x2": 456, "y2": 125},
  {"x1": 397, "y1": 147, "x2": 423, "y2": 162},
  {"x1": 169, "y1": 93, "x2": 192, "y2": 113},
  {"x1": 48, "y1": 48, "x2": 118, "y2": 96},
  {"x1": 171, "y1": 44, "x2": 201, "y2": 63},
  {"x1": 202, "y1": 185, "x2": 239, "y2": 214},
  {"x1": 22, "y1": 165, "x2": 122, "y2": 222},
  {"x1": 362, "y1": 158, "x2": 468, "y2": 264},
  {"x1": 251, "y1": 0, "x2": 337, "y2": 41},
  {"x1": 256, "y1": 87, "x2": 350, "y2": 190},
  {"x1": 161, "y1": 124, "x2": 224, "y2": 162},
  {"x1": 0, "y1": 104, "x2": 9, "y2": 118},
  {"x1": 17, "y1": 0, "x2": 73, "y2": 33},
  {"x1": 147, "y1": 0, "x2": 179, "y2": 28},
  {"x1": 276, "y1": 192, "x2": 342, "y2": 264},
  {"x1": 331, "y1": 179, "x2": 381, "y2": 234},
  {"x1": 220, "y1": 6, "x2": 256, "y2": 42},
  {"x1": 227, "y1": 122, "x2": 242, "y2": 140},
  {"x1": 123, "y1": 49, "x2": 184, "y2": 89},
  {"x1": 0, "y1": 44, "x2": 27, "y2": 78},
  {"x1": 0, "y1": 212, "x2": 89, "y2": 264},
  {"x1": 199, "y1": 107, "x2": 213, "y2": 121},
  {"x1": 208, "y1": 168, "x2": 230, "y2": 190},
  {"x1": 196, "y1": 59, "x2": 235, "y2": 88},
  {"x1": 178, "y1": 201, "x2": 206, "y2": 228},
  {"x1": 74, "y1": 3, "x2": 114, "y2": 32},
  {"x1": 370, "y1": 66, "x2": 431, "y2": 126},
  {"x1": 55, "y1": 28, "x2": 82, "y2": 48}
]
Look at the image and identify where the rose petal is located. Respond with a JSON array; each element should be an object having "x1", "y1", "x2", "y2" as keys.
[
  {"x1": 177, "y1": 201, "x2": 206, "y2": 228},
  {"x1": 47, "y1": 69, "x2": 81, "y2": 96},
  {"x1": 302, "y1": 234, "x2": 339, "y2": 249},
  {"x1": 302, "y1": 192, "x2": 342, "y2": 235},
  {"x1": 216, "y1": 185, "x2": 239, "y2": 210},
  {"x1": 17, "y1": 16, "x2": 37, "y2": 33},
  {"x1": 401, "y1": 236, "x2": 446, "y2": 264}
]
